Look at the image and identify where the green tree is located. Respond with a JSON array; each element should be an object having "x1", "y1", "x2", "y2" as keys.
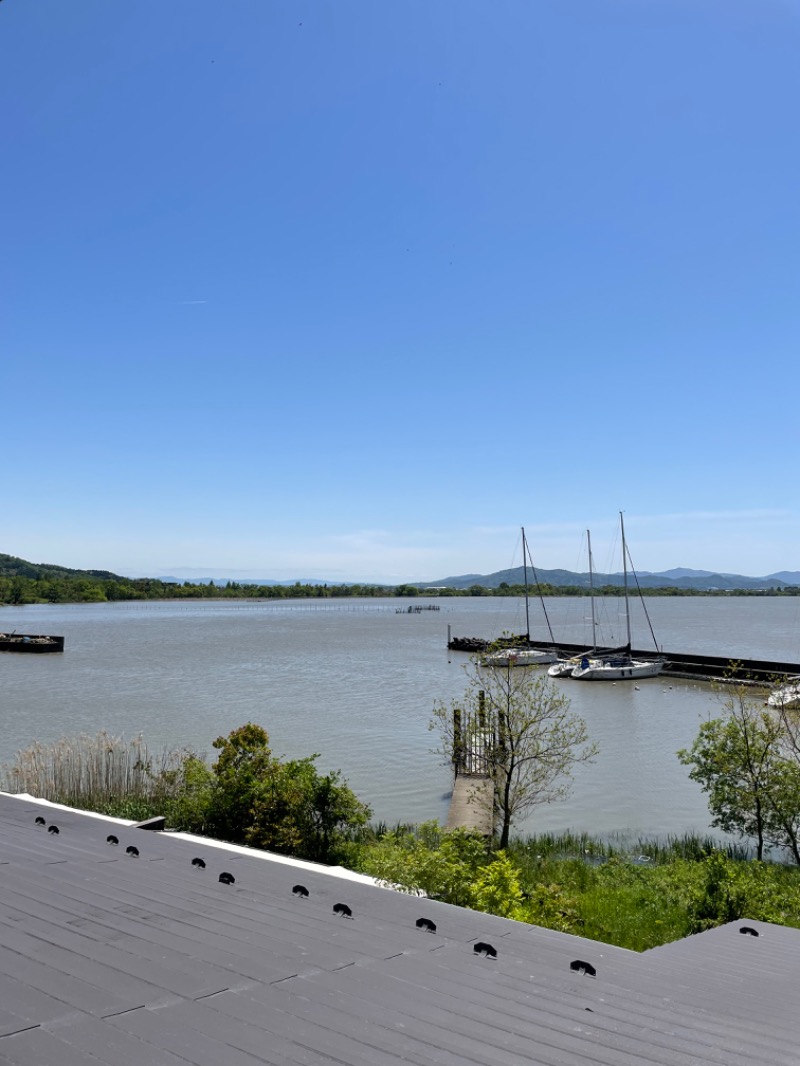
[
  {"x1": 204, "y1": 723, "x2": 371, "y2": 863},
  {"x1": 679, "y1": 687, "x2": 800, "y2": 862},
  {"x1": 432, "y1": 663, "x2": 597, "y2": 848},
  {"x1": 9, "y1": 578, "x2": 26, "y2": 604}
]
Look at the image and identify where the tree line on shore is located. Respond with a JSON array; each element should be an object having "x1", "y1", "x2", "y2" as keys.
[{"x1": 3, "y1": 569, "x2": 800, "y2": 606}]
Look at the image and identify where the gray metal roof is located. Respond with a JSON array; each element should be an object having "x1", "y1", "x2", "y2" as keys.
[{"x1": 0, "y1": 792, "x2": 798, "y2": 1065}]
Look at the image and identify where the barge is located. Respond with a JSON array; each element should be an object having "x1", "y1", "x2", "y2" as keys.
[{"x1": 0, "y1": 632, "x2": 65, "y2": 654}]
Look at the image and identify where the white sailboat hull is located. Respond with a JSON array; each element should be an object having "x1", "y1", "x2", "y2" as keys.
[
  {"x1": 482, "y1": 649, "x2": 558, "y2": 668},
  {"x1": 548, "y1": 659, "x2": 581, "y2": 678},
  {"x1": 767, "y1": 681, "x2": 800, "y2": 709},
  {"x1": 571, "y1": 658, "x2": 665, "y2": 681}
]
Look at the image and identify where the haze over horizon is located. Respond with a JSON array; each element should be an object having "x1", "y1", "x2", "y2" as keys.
[{"x1": 5, "y1": 2, "x2": 799, "y2": 584}]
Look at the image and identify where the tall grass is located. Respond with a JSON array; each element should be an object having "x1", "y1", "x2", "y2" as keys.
[
  {"x1": 1, "y1": 732, "x2": 191, "y2": 820},
  {"x1": 506, "y1": 830, "x2": 751, "y2": 866}
]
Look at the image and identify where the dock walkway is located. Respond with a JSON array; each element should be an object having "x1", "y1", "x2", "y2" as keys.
[
  {"x1": 445, "y1": 712, "x2": 495, "y2": 836},
  {"x1": 447, "y1": 775, "x2": 494, "y2": 834}
]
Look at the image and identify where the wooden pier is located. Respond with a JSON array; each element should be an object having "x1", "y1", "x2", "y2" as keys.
[
  {"x1": 447, "y1": 776, "x2": 494, "y2": 834},
  {"x1": 445, "y1": 706, "x2": 495, "y2": 836}
]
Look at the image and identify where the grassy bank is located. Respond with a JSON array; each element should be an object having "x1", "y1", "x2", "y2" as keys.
[
  {"x1": 350, "y1": 824, "x2": 800, "y2": 950},
  {"x1": 4, "y1": 733, "x2": 800, "y2": 952}
]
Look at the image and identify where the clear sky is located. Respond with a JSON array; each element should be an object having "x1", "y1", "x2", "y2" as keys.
[{"x1": 4, "y1": 1, "x2": 800, "y2": 582}]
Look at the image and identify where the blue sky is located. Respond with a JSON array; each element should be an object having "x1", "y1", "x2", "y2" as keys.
[{"x1": 4, "y1": 1, "x2": 800, "y2": 582}]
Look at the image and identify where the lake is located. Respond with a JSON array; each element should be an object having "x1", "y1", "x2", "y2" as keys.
[{"x1": 2, "y1": 595, "x2": 799, "y2": 840}]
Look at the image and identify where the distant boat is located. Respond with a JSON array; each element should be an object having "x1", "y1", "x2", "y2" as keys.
[
  {"x1": 481, "y1": 527, "x2": 558, "y2": 669},
  {"x1": 571, "y1": 514, "x2": 665, "y2": 682}
]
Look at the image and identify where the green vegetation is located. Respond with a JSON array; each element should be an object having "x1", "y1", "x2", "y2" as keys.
[
  {"x1": 3, "y1": 551, "x2": 800, "y2": 604},
  {"x1": 2, "y1": 731, "x2": 191, "y2": 822},
  {"x1": 0, "y1": 554, "x2": 432, "y2": 604},
  {"x1": 352, "y1": 823, "x2": 800, "y2": 950},
  {"x1": 2, "y1": 725, "x2": 370, "y2": 865},
  {"x1": 679, "y1": 683, "x2": 800, "y2": 863},
  {"x1": 6, "y1": 710, "x2": 800, "y2": 951}
]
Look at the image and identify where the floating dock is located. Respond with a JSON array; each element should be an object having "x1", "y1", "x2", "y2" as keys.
[
  {"x1": 0, "y1": 633, "x2": 65, "y2": 654},
  {"x1": 447, "y1": 632, "x2": 799, "y2": 684}
]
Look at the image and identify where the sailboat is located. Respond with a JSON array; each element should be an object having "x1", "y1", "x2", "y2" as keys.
[
  {"x1": 481, "y1": 527, "x2": 558, "y2": 668},
  {"x1": 548, "y1": 529, "x2": 597, "y2": 678},
  {"x1": 571, "y1": 513, "x2": 666, "y2": 681}
]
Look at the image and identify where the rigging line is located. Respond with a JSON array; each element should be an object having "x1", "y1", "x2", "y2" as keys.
[
  {"x1": 521, "y1": 526, "x2": 531, "y2": 641},
  {"x1": 625, "y1": 541, "x2": 660, "y2": 651},
  {"x1": 524, "y1": 532, "x2": 556, "y2": 645}
]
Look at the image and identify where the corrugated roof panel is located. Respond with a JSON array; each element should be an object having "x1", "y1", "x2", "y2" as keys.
[
  {"x1": 0, "y1": 1026, "x2": 116, "y2": 1066},
  {"x1": 2, "y1": 792, "x2": 800, "y2": 1066}
]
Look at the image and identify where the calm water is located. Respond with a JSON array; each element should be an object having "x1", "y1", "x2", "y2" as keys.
[{"x1": 3, "y1": 595, "x2": 800, "y2": 839}]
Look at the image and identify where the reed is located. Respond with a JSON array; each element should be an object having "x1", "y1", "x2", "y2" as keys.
[
  {"x1": 1, "y1": 732, "x2": 190, "y2": 818},
  {"x1": 506, "y1": 830, "x2": 749, "y2": 866}
]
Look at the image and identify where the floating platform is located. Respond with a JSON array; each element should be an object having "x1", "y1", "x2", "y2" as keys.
[
  {"x1": 0, "y1": 633, "x2": 65, "y2": 654},
  {"x1": 448, "y1": 634, "x2": 799, "y2": 685}
]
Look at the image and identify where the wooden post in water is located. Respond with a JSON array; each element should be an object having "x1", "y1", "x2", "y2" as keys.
[{"x1": 453, "y1": 708, "x2": 463, "y2": 774}]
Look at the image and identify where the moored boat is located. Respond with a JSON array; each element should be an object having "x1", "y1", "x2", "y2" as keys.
[
  {"x1": 571, "y1": 514, "x2": 665, "y2": 682},
  {"x1": 767, "y1": 676, "x2": 800, "y2": 709},
  {"x1": 549, "y1": 529, "x2": 598, "y2": 679},
  {"x1": 481, "y1": 526, "x2": 559, "y2": 669},
  {"x1": 548, "y1": 657, "x2": 582, "y2": 677},
  {"x1": 0, "y1": 632, "x2": 65, "y2": 653},
  {"x1": 571, "y1": 653, "x2": 664, "y2": 681},
  {"x1": 482, "y1": 647, "x2": 558, "y2": 668}
]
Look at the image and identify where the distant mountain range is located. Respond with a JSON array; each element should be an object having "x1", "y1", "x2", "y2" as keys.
[{"x1": 419, "y1": 566, "x2": 800, "y2": 592}]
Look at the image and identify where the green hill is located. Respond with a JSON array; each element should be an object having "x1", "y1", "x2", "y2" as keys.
[{"x1": 0, "y1": 553, "x2": 121, "y2": 582}]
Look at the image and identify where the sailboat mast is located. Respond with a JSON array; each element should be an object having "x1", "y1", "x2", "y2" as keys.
[
  {"x1": 587, "y1": 529, "x2": 597, "y2": 650},
  {"x1": 620, "y1": 511, "x2": 632, "y2": 649},
  {"x1": 521, "y1": 526, "x2": 531, "y2": 642}
]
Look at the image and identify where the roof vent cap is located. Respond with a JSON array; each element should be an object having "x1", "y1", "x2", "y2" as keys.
[
  {"x1": 416, "y1": 917, "x2": 437, "y2": 933},
  {"x1": 293, "y1": 884, "x2": 309, "y2": 898},
  {"x1": 106, "y1": 834, "x2": 119, "y2": 845},
  {"x1": 473, "y1": 942, "x2": 497, "y2": 959},
  {"x1": 192, "y1": 857, "x2": 206, "y2": 869},
  {"x1": 333, "y1": 902, "x2": 352, "y2": 918},
  {"x1": 219, "y1": 871, "x2": 235, "y2": 885},
  {"x1": 125, "y1": 845, "x2": 139, "y2": 857},
  {"x1": 740, "y1": 925, "x2": 760, "y2": 937},
  {"x1": 47, "y1": 825, "x2": 60, "y2": 835},
  {"x1": 570, "y1": 959, "x2": 596, "y2": 977}
]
